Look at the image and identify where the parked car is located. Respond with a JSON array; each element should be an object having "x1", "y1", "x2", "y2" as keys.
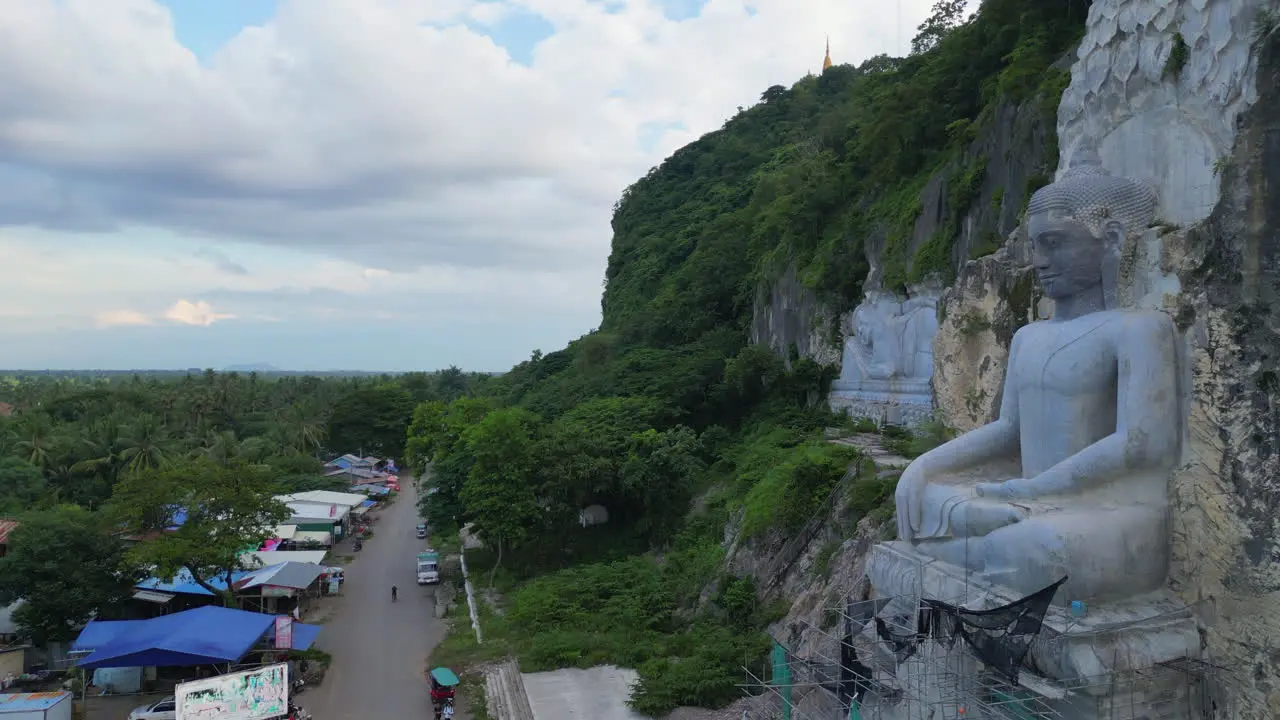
[
  {"x1": 129, "y1": 696, "x2": 176, "y2": 720},
  {"x1": 415, "y1": 523, "x2": 428, "y2": 539}
]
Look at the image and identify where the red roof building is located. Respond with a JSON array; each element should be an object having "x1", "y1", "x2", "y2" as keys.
[{"x1": 0, "y1": 519, "x2": 18, "y2": 558}]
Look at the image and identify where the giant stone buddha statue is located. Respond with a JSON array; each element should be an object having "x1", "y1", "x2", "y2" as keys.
[{"x1": 892, "y1": 166, "x2": 1181, "y2": 606}]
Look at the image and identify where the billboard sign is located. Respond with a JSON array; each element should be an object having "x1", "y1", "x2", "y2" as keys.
[
  {"x1": 274, "y1": 616, "x2": 293, "y2": 650},
  {"x1": 175, "y1": 663, "x2": 289, "y2": 720}
]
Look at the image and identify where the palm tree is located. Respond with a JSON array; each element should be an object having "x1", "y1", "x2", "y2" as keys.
[
  {"x1": 0, "y1": 420, "x2": 17, "y2": 457},
  {"x1": 191, "y1": 428, "x2": 239, "y2": 466},
  {"x1": 72, "y1": 417, "x2": 127, "y2": 488},
  {"x1": 120, "y1": 414, "x2": 170, "y2": 474},
  {"x1": 14, "y1": 413, "x2": 56, "y2": 470}
]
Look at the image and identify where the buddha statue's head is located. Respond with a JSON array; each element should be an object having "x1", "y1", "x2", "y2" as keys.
[{"x1": 1026, "y1": 166, "x2": 1157, "y2": 306}]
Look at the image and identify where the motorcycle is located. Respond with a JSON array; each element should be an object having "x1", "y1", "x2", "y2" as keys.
[
  {"x1": 288, "y1": 702, "x2": 312, "y2": 720},
  {"x1": 291, "y1": 676, "x2": 306, "y2": 695},
  {"x1": 435, "y1": 698, "x2": 454, "y2": 720}
]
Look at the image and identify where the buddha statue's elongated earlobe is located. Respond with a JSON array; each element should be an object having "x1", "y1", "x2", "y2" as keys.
[{"x1": 1101, "y1": 219, "x2": 1124, "y2": 310}]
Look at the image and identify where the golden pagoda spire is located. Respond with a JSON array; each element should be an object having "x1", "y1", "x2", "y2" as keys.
[{"x1": 822, "y1": 35, "x2": 833, "y2": 71}]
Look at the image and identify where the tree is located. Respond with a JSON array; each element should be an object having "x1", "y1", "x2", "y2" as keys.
[
  {"x1": 619, "y1": 427, "x2": 704, "y2": 539},
  {"x1": 327, "y1": 384, "x2": 415, "y2": 460},
  {"x1": 760, "y1": 85, "x2": 787, "y2": 104},
  {"x1": 407, "y1": 397, "x2": 495, "y2": 530},
  {"x1": 911, "y1": 0, "x2": 971, "y2": 55},
  {"x1": 109, "y1": 459, "x2": 290, "y2": 604},
  {"x1": 0, "y1": 506, "x2": 139, "y2": 644},
  {"x1": 0, "y1": 457, "x2": 48, "y2": 514},
  {"x1": 458, "y1": 408, "x2": 557, "y2": 583}
]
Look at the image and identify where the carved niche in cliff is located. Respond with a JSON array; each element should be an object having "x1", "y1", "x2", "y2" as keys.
[{"x1": 828, "y1": 285, "x2": 939, "y2": 426}]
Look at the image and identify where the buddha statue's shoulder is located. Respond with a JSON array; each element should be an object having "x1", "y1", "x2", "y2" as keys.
[
  {"x1": 1094, "y1": 308, "x2": 1176, "y2": 338},
  {"x1": 1011, "y1": 309, "x2": 1175, "y2": 346}
]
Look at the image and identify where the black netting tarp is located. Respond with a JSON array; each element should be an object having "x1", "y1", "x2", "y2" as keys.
[
  {"x1": 873, "y1": 577, "x2": 1066, "y2": 681},
  {"x1": 837, "y1": 597, "x2": 888, "y2": 703}
]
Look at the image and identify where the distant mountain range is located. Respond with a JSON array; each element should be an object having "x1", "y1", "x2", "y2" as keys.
[{"x1": 222, "y1": 363, "x2": 282, "y2": 372}]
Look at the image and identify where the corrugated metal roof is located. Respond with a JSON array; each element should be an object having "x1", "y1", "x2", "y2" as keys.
[
  {"x1": 237, "y1": 562, "x2": 324, "y2": 591},
  {"x1": 0, "y1": 692, "x2": 72, "y2": 711},
  {"x1": 292, "y1": 530, "x2": 332, "y2": 545},
  {"x1": 241, "y1": 550, "x2": 329, "y2": 568},
  {"x1": 0, "y1": 519, "x2": 19, "y2": 544},
  {"x1": 279, "y1": 491, "x2": 369, "y2": 507}
]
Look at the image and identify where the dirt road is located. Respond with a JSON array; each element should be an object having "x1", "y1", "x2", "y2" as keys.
[{"x1": 307, "y1": 479, "x2": 446, "y2": 720}]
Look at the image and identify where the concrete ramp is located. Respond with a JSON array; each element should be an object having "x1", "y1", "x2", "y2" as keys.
[
  {"x1": 520, "y1": 665, "x2": 646, "y2": 720},
  {"x1": 483, "y1": 659, "x2": 535, "y2": 720}
]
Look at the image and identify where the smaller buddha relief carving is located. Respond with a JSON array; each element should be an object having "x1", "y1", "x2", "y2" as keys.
[{"x1": 834, "y1": 291, "x2": 939, "y2": 390}]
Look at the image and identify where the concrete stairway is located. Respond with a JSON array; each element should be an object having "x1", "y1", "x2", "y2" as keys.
[{"x1": 483, "y1": 659, "x2": 535, "y2": 720}]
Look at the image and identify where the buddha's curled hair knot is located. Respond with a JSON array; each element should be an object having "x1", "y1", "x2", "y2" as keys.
[{"x1": 1027, "y1": 166, "x2": 1158, "y2": 238}]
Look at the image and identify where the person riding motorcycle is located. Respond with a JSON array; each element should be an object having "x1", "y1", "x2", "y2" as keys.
[{"x1": 391, "y1": 585, "x2": 398, "y2": 602}]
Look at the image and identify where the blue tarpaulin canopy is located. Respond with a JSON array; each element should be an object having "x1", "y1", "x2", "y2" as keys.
[
  {"x1": 72, "y1": 606, "x2": 321, "y2": 669},
  {"x1": 136, "y1": 567, "x2": 255, "y2": 597}
]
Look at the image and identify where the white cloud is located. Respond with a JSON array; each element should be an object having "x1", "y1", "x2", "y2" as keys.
[
  {"x1": 163, "y1": 300, "x2": 236, "y2": 327},
  {"x1": 94, "y1": 310, "x2": 153, "y2": 328},
  {"x1": 0, "y1": 0, "x2": 935, "y2": 368}
]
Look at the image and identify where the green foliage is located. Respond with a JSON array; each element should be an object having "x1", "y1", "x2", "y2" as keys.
[
  {"x1": 879, "y1": 419, "x2": 954, "y2": 459},
  {"x1": 912, "y1": 0, "x2": 973, "y2": 55},
  {"x1": 326, "y1": 384, "x2": 415, "y2": 461},
  {"x1": 0, "y1": 368, "x2": 488, "y2": 642},
  {"x1": 813, "y1": 539, "x2": 841, "y2": 580},
  {"x1": 739, "y1": 437, "x2": 859, "y2": 537},
  {"x1": 459, "y1": 407, "x2": 561, "y2": 565},
  {"x1": 487, "y1": 556, "x2": 769, "y2": 715},
  {"x1": 0, "y1": 505, "x2": 140, "y2": 643},
  {"x1": 0, "y1": 457, "x2": 48, "y2": 514},
  {"x1": 409, "y1": 0, "x2": 1090, "y2": 710},
  {"x1": 1164, "y1": 33, "x2": 1189, "y2": 79},
  {"x1": 959, "y1": 310, "x2": 994, "y2": 336},
  {"x1": 109, "y1": 459, "x2": 291, "y2": 602}
]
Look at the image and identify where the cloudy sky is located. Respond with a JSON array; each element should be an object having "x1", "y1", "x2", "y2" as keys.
[{"x1": 0, "y1": 0, "x2": 932, "y2": 372}]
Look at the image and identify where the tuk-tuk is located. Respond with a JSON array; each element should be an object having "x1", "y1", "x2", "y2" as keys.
[{"x1": 429, "y1": 667, "x2": 459, "y2": 717}]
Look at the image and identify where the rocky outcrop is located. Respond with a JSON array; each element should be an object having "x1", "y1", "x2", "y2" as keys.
[
  {"x1": 749, "y1": 0, "x2": 1280, "y2": 715},
  {"x1": 751, "y1": 76, "x2": 1058, "y2": 402},
  {"x1": 1057, "y1": 0, "x2": 1262, "y2": 226},
  {"x1": 932, "y1": 242, "x2": 1039, "y2": 432},
  {"x1": 750, "y1": 263, "x2": 841, "y2": 369},
  {"x1": 1160, "y1": 30, "x2": 1280, "y2": 715},
  {"x1": 928, "y1": 0, "x2": 1280, "y2": 715}
]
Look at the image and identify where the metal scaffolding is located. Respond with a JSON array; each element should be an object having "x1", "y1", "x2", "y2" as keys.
[{"x1": 740, "y1": 593, "x2": 1225, "y2": 720}]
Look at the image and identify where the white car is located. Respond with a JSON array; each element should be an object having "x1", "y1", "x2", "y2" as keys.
[{"x1": 129, "y1": 696, "x2": 176, "y2": 720}]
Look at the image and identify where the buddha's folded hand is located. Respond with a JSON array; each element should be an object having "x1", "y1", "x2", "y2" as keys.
[
  {"x1": 894, "y1": 464, "x2": 926, "y2": 540},
  {"x1": 975, "y1": 479, "x2": 1034, "y2": 499}
]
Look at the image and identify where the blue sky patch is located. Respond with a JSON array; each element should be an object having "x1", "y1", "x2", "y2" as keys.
[
  {"x1": 156, "y1": 0, "x2": 277, "y2": 61},
  {"x1": 469, "y1": 7, "x2": 556, "y2": 66},
  {"x1": 638, "y1": 121, "x2": 686, "y2": 153},
  {"x1": 656, "y1": 0, "x2": 708, "y2": 22}
]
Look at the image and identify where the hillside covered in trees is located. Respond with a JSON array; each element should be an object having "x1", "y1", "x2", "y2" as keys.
[{"x1": 410, "y1": 0, "x2": 1090, "y2": 713}]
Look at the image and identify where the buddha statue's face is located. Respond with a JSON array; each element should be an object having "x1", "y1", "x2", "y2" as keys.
[{"x1": 1026, "y1": 209, "x2": 1103, "y2": 300}]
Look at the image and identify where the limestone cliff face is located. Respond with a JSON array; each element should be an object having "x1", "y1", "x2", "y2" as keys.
[
  {"x1": 754, "y1": 1, "x2": 1280, "y2": 711},
  {"x1": 753, "y1": 92, "x2": 1058, "y2": 400},
  {"x1": 1164, "y1": 39, "x2": 1280, "y2": 715},
  {"x1": 932, "y1": 0, "x2": 1280, "y2": 714},
  {"x1": 932, "y1": 244, "x2": 1039, "y2": 432},
  {"x1": 750, "y1": 263, "x2": 841, "y2": 368}
]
